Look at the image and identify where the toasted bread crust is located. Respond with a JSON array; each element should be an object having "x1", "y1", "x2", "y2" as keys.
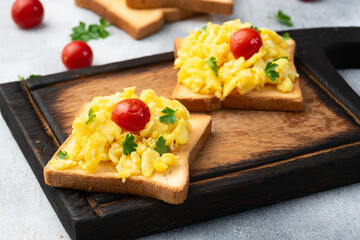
[
  {"x1": 126, "y1": 0, "x2": 233, "y2": 15},
  {"x1": 75, "y1": 0, "x2": 200, "y2": 40},
  {"x1": 44, "y1": 114, "x2": 212, "y2": 204},
  {"x1": 172, "y1": 38, "x2": 303, "y2": 112}
]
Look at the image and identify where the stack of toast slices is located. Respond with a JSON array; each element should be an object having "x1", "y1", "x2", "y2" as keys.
[
  {"x1": 74, "y1": 0, "x2": 200, "y2": 39},
  {"x1": 74, "y1": 0, "x2": 234, "y2": 39},
  {"x1": 172, "y1": 38, "x2": 303, "y2": 112}
]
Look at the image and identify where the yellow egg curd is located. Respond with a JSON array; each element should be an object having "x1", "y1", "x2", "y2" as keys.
[
  {"x1": 49, "y1": 87, "x2": 192, "y2": 182},
  {"x1": 174, "y1": 19, "x2": 299, "y2": 100}
]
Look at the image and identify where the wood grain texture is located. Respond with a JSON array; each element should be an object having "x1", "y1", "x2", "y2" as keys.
[
  {"x1": 1, "y1": 28, "x2": 360, "y2": 240},
  {"x1": 75, "y1": 0, "x2": 201, "y2": 39},
  {"x1": 126, "y1": 0, "x2": 233, "y2": 15},
  {"x1": 31, "y1": 63, "x2": 360, "y2": 182}
]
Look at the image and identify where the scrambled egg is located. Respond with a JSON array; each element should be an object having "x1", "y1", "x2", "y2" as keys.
[
  {"x1": 174, "y1": 19, "x2": 299, "y2": 100},
  {"x1": 50, "y1": 87, "x2": 192, "y2": 181}
]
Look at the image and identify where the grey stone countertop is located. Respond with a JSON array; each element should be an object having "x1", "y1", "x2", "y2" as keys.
[{"x1": 1, "y1": 0, "x2": 359, "y2": 239}]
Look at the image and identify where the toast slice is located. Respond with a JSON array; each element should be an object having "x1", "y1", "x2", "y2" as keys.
[
  {"x1": 44, "y1": 114, "x2": 212, "y2": 205},
  {"x1": 75, "y1": 0, "x2": 201, "y2": 39},
  {"x1": 126, "y1": 0, "x2": 233, "y2": 15},
  {"x1": 172, "y1": 38, "x2": 303, "y2": 112}
]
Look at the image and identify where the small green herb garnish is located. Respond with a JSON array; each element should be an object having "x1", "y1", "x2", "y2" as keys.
[
  {"x1": 273, "y1": 56, "x2": 289, "y2": 61},
  {"x1": 204, "y1": 56, "x2": 218, "y2": 77},
  {"x1": 251, "y1": 25, "x2": 261, "y2": 33},
  {"x1": 155, "y1": 136, "x2": 169, "y2": 156},
  {"x1": 18, "y1": 74, "x2": 41, "y2": 81},
  {"x1": 201, "y1": 26, "x2": 207, "y2": 33},
  {"x1": 122, "y1": 134, "x2": 138, "y2": 156},
  {"x1": 85, "y1": 108, "x2": 96, "y2": 124},
  {"x1": 57, "y1": 150, "x2": 69, "y2": 160},
  {"x1": 281, "y1": 32, "x2": 291, "y2": 40},
  {"x1": 71, "y1": 18, "x2": 111, "y2": 42},
  {"x1": 264, "y1": 61, "x2": 279, "y2": 81},
  {"x1": 160, "y1": 107, "x2": 178, "y2": 124},
  {"x1": 270, "y1": 10, "x2": 293, "y2": 26}
]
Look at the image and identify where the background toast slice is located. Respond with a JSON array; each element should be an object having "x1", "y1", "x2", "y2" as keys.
[
  {"x1": 126, "y1": 0, "x2": 233, "y2": 15},
  {"x1": 44, "y1": 114, "x2": 212, "y2": 205},
  {"x1": 172, "y1": 38, "x2": 303, "y2": 112},
  {"x1": 75, "y1": 0, "x2": 201, "y2": 39}
]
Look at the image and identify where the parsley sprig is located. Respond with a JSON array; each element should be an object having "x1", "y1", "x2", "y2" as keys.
[
  {"x1": 122, "y1": 134, "x2": 138, "y2": 156},
  {"x1": 155, "y1": 136, "x2": 169, "y2": 156},
  {"x1": 160, "y1": 107, "x2": 178, "y2": 124},
  {"x1": 57, "y1": 150, "x2": 69, "y2": 160},
  {"x1": 85, "y1": 108, "x2": 96, "y2": 124},
  {"x1": 264, "y1": 57, "x2": 289, "y2": 81},
  {"x1": 281, "y1": 32, "x2": 291, "y2": 40},
  {"x1": 264, "y1": 62, "x2": 279, "y2": 81},
  {"x1": 71, "y1": 18, "x2": 111, "y2": 42},
  {"x1": 251, "y1": 25, "x2": 261, "y2": 34},
  {"x1": 204, "y1": 56, "x2": 218, "y2": 77},
  {"x1": 201, "y1": 26, "x2": 207, "y2": 33},
  {"x1": 270, "y1": 10, "x2": 293, "y2": 26},
  {"x1": 18, "y1": 74, "x2": 41, "y2": 81}
]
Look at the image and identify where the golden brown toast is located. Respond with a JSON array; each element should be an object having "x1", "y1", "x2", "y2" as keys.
[
  {"x1": 172, "y1": 38, "x2": 303, "y2": 112},
  {"x1": 44, "y1": 109, "x2": 212, "y2": 204},
  {"x1": 126, "y1": 0, "x2": 233, "y2": 15},
  {"x1": 75, "y1": 0, "x2": 201, "y2": 39}
]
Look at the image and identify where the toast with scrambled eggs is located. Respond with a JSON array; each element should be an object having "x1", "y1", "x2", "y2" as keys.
[
  {"x1": 75, "y1": 0, "x2": 200, "y2": 39},
  {"x1": 44, "y1": 88, "x2": 211, "y2": 204},
  {"x1": 172, "y1": 20, "x2": 303, "y2": 112}
]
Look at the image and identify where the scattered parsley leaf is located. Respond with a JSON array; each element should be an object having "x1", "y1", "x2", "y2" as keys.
[
  {"x1": 204, "y1": 56, "x2": 219, "y2": 77},
  {"x1": 57, "y1": 150, "x2": 69, "y2": 160},
  {"x1": 122, "y1": 134, "x2": 138, "y2": 156},
  {"x1": 18, "y1": 74, "x2": 41, "y2": 81},
  {"x1": 271, "y1": 10, "x2": 293, "y2": 26},
  {"x1": 264, "y1": 61, "x2": 279, "y2": 81},
  {"x1": 281, "y1": 32, "x2": 291, "y2": 40},
  {"x1": 71, "y1": 18, "x2": 111, "y2": 42},
  {"x1": 155, "y1": 136, "x2": 169, "y2": 156},
  {"x1": 85, "y1": 108, "x2": 96, "y2": 124},
  {"x1": 201, "y1": 26, "x2": 207, "y2": 33},
  {"x1": 273, "y1": 56, "x2": 289, "y2": 61},
  {"x1": 160, "y1": 107, "x2": 178, "y2": 124},
  {"x1": 251, "y1": 25, "x2": 261, "y2": 33}
]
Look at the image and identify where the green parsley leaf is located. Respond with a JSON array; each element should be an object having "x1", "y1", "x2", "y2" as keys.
[
  {"x1": 155, "y1": 136, "x2": 169, "y2": 156},
  {"x1": 122, "y1": 134, "x2": 138, "y2": 156},
  {"x1": 273, "y1": 56, "x2": 289, "y2": 61},
  {"x1": 264, "y1": 61, "x2": 279, "y2": 81},
  {"x1": 57, "y1": 150, "x2": 69, "y2": 160},
  {"x1": 201, "y1": 26, "x2": 207, "y2": 33},
  {"x1": 71, "y1": 18, "x2": 111, "y2": 42},
  {"x1": 159, "y1": 107, "x2": 178, "y2": 124},
  {"x1": 281, "y1": 32, "x2": 291, "y2": 40},
  {"x1": 204, "y1": 56, "x2": 219, "y2": 77},
  {"x1": 251, "y1": 25, "x2": 261, "y2": 33},
  {"x1": 85, "y1": 108, "x2": 96, "y2": 124},
  {"x1": 271, "y1": 10, "x2": 293, "y2": 26},
  {"x1": 18, "y1": 74, "x2": 41, "y2": 81}
]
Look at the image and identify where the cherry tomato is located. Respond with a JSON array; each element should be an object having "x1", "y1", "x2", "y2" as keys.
[
  {"x1": 61, "y1": 41, "x2": 93, "y2": 70},
  {"x1": 230, "y1": 28, "x2": 263, "y2": 60},
  {"x1": 111, "y1": 99, "x2": 151, "y2": 132},
  {"x1": 11, "y1": 0, "x2": 44, "y2": 29}
]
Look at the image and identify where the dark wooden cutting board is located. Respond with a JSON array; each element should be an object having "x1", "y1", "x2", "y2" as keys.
[{"x1": 1, "y1": 28, "x2": 360, "y2": 240}]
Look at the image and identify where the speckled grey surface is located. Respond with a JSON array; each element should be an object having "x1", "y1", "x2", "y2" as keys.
[{"x1": 0, "y1": 0, "x2": 359, "y2": 239}]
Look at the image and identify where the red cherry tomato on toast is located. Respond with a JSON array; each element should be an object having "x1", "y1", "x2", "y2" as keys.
[
  {"x1": 230, "y1": 28, "x2": 263, "y2": 60},
  {"x1": 111, "y1": 99, "x2": 151, "y2": 132},
  {"x1": 11, "y1": 0, "x2": 44, "y2": 29},
  {"x1": 61, "y1": 41, "x2": 93, "y2": 70}
]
